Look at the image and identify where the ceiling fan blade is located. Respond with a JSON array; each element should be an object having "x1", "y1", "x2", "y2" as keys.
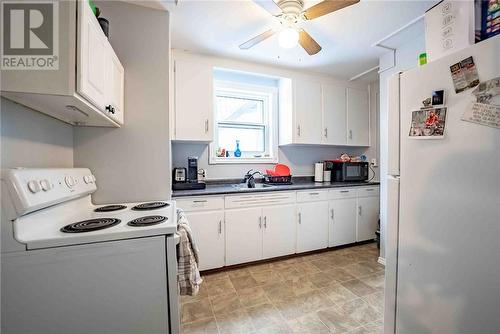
[
  {"x1": 303, "y1": 0, "x2": 359, "y2": 20},
  {"x1": 239, "y1": 29, "x2": 276, "y2": 50},
  {"x1": 252, "y1": 0, "x2": 282, "y2": 16},
  {"x1": 299, "y1": 29, "x2": 322, "y2": 55}
]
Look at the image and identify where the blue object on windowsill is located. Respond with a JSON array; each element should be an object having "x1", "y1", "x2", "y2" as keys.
[{"x1": 234, "y1": 140, "x2": 241, "y2": 158}]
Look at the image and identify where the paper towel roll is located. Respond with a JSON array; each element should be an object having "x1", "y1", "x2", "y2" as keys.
[{"x1": 314, "y1": 163, "x2": 324, "y2": 182}]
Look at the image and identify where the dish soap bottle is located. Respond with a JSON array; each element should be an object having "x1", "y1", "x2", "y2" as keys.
[{"x1": 234, "y1": 140, "x2": 241, "y2": 157}]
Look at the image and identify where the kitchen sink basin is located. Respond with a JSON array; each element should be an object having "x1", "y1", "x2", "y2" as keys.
[{"x1": 231, "y1": 183, "x2": 275, "y2": 190}]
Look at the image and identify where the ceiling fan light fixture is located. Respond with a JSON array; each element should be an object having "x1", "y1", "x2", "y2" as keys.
[{"x1": 278, "y1": 27, "x2": 299, "y2": 49}]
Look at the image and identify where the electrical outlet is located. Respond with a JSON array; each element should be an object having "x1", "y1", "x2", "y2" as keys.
[{"x1": 370, "y1": 158, "x2": 378, "y2": 167}]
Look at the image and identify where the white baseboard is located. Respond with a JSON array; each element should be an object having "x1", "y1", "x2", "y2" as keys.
[{"x1": 378, "y1": 257, "x2": 386, "y2": 266}]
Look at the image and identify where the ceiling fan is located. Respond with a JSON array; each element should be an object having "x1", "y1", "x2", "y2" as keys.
[{"x1": 240, "y1": 0, "x2": 359, "y2": 55}]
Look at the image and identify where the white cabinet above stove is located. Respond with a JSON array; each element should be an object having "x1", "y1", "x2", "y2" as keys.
[{"x1": 0, "y1": 1, "x2": 124, "y2": 127}]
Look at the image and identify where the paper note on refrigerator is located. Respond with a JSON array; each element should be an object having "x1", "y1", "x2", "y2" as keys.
[{"x1": 461, "y1": 102, "x2": 500, "y2": 129}]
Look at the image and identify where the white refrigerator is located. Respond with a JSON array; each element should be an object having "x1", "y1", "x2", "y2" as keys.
[{"x1": 384, "y1": 35, "x2": 500, "y2": 334}]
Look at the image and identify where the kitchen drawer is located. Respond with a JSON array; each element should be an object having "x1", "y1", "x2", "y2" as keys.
[
  {"x1": 329, "y1": 188, "x2": 356, "y2": 200},
  {"x1": 357, "y1": 186, "x2": 380, "y2": 197},
  {"x1": 225, "y1": 192, "x2": 295, "y2": 209},
  {"x1": 176, "y1": 196, "x2": 224, "y2": 212},
  {"x1": 296, "y1": 190, "x2": 328, "y2": 203}
]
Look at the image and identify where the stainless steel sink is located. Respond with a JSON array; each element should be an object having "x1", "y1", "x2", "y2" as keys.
[{"x1": 231, "y1": 183, "x2": 275, "y2": 190}]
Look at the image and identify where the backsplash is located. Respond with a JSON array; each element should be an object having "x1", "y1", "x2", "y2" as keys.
[{"x1": 172, "y1": 142, "x2": 378, "y2": 180}]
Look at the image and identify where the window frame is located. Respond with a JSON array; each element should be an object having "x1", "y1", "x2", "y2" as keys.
[{"x1": 209, "y1": 80, "x2": 278, "y2": 164}]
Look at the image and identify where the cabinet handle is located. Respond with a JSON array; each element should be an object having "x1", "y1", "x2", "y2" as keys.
[
  {"x1": 331, "y1": 209, "x2": 334, "y2": 220},
  {"x1": 340, "y1": 190, "x2": 349, "y2": 193},
  {"x1": 309, "y1": 192, "x2": 320, "y2": 195},
  {"x1": 324, "y1": 128, "x2": 328, "y2": 138},
  {"x1": 218, "y1": 220, "x2": 222, "y2": 234},
  {"x1": 358, "y1": 206, "x2": 362, "y2": 216},
  {"x1": 349, "y1": 130, "x2": 353, "y2": 140},
  {"x1": 297, "y1": 125, "x2": 301, "y2": 136},
  {"x1": 365, "y1": 189, "x2": 374, "y2": 191},
  {"x1": 298, "y1": 212, "x2": 302, "y2": 224},
  {"x1": 193, "y1": 200, "x2": 207, "y2": 203},
  {"x1": 259, "y1": 216, "x2": 262, "y2": 229},
  {"x1": 264, "y1": 216, "x2": 267, "y2": 228},
  {"x1": 205, "y1": 119, "x2": 209, "y2": 133}
]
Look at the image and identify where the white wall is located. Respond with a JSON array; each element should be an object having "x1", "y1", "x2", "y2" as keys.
[
  {"x1": 74, "y1": 2, "x2": 171, "y2": 204},
  {"x1": 1, "y1": 98, "x2": 74, "y2": 168},
  {"x1": 378, "y1": 32, "x2": 426, "y2": 259}
]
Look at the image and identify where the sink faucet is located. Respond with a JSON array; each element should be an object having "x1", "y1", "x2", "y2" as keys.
[{"x1": 242, "y1": 169, "x2": 263, "y2": 188}]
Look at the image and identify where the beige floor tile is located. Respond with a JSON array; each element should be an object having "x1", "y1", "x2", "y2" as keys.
[
  {"x1": 324, "y1": 268, "x2": 357, "y2": 283},
  {"x1": 182, "y1": 299, "x2": 214, "y2": 324},
  {"x1": 246, "y1": 302, "x2": 284, "y2": 330},
  {"x1": 210, "y1": 292, "x2": 243, "y2": 316},
  {"x1": 203, "y1": 271, "x2": 229, "y2": 282},
  {"x1": 273, "y1": 295, "x2": 305, "y2": 320},
  {"x1": 299, "y1": 289, "x2": 335, "y2": 314},
  {"x1": 251, "y1": 322, "x2": 292, "y2": 334},
  {"x1": 205, "y1": 277, "x2": 236, "y2": 297},
  {"x1": 270, "y1": 258, "x2": 299, "y2": 269},
  {"x1": 336, "y1": 298, "x2": 382, "y2": 326},
  {"x1": 227, "y1": 268, "x2": 252, "y2": 279},
  {"x1": 250, "y1": 269, "x2": 283, "y2": 285},
  {"x1": 309, "y1": 271, "x2": 337, "y2": 288},
  {"x1": 292, "y1": 261, "x2": 322, "y2": 276},
  {"x1": 262, "y1": 281, "x2": 296, "y2": 302},
  {"x1": 341, "y1": 279, "x2": 377, "y2": 297},
  {"x1": 237, "y1": 286, "x2": 270, "y2": 307},
  {"x1": 343, "y1": 263, "x2": 381, "y2": 279},
  {"x1": 284, "y1": 275, "x2": 318, "y2": 295},
  {"x1": 247, "y1": 262, "x2": 272, "y2": 273},
  {"x1": 181, "y1": 282, "x2": 209, "y2": 304},
  {"x1": 310, "y1": 259, "x2": 338, "y2": 271},
  {"x1": 181, "y1": 317, "x2": 219, "y2": 334},
  {"x1": 276, "y1": 265, "x2": 302, "y2": 280},
  {"x1": 286, "y1": 313, "x2": 332, "y2": 334},
  {"x1": 230, "y1": 275, "x2": 260, "y2": 291},
  {"x1": 320, "y1": 283, "x2": 358, "y2": 305},
  {"x1": 215, "y1": 309, "x2": 255, "y2": 334},
  {"x1": 317, "y1": 306, "x2": 361, "y2": 334},
  {"x1": 361, "y1": 291, "x2": 384, "y2": 314},
  {"x1": 359, "y1": 272, "x2": 385, "y2": 290}
]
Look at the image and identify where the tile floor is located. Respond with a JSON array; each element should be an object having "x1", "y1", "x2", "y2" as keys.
[{"x1": 181, "y1": 243, "x2": 384, "y2": 334}]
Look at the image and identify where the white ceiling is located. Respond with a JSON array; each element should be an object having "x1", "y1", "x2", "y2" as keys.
[{"x1": 166, "y1": 0, "x2": 436, "y2": 81}]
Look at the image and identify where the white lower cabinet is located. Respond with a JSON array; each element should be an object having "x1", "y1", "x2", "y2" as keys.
[
  {"x1": 225, "y1": 207, "x2": 263, "y2": 266},
  {"x1": 357, "y1": 190, "x2": 380, "y2": 242},
  {"x1": 329, "y1": 198, "x2": 357, "y2": 247},
  {"x1": 262, "y1": 204, "x2": 296, "y2": 259},
  {"x1": 296, "y1": 191, "x2": 329, "y2": 252},
  {"x1": 185, "y1": 211, "x2": 225, "y2": 271}
]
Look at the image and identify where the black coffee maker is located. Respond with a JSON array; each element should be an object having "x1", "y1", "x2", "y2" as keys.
[{"x1": 172, "y1": 157, "x2": 206, "y2": 191}]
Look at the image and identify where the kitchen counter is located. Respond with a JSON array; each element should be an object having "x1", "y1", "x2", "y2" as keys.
[{"x1": 172, "y1": 178, "x2": 380, "y2": 197}]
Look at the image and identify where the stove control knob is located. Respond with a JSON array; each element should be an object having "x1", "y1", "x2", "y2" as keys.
[
  {"x1": 27, "y1": 180, "x2": 41, "y2": 193},
  {"x1": 91, "y1": 175, "x2": 96, "y2": 183},
  {"x1": 40, "y1": 179, "x2": 52, "y2": 191},
  {"x1": 65, "y1": 176, "x2": 75, "y2": 188},
  {"x1": 83, "y1": 176, "x2": 92, "y2": 184}
]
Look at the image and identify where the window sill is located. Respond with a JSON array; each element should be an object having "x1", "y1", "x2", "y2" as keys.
[{"x1": 209, "y1": 157, "x2": 278, "y2": 165}]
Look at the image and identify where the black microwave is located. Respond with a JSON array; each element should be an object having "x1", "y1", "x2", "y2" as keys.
[{"x1": 324, "y1": 161, "x2": 369, "y2": 182}]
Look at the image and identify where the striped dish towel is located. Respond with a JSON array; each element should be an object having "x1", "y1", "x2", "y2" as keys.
[{"x1": 177, "y1": 209, "x2": 203, "y2": 296}]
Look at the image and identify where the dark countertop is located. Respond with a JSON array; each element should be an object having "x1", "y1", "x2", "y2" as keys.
[{"x1": 172, "y1": 177, "x2": 380, "y2": 198}]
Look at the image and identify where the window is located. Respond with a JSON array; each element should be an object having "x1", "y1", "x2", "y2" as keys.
[{"x1": 210, "y1": 80, "x2": 278, "y2": 164}]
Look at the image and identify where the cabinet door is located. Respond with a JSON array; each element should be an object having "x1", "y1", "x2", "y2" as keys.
[
  {"x1": 357, "y1": 196, "x2": 380, "y2": 242},
  {"x1": 106, "y1": 49, "x2": 124, "y2": 124},
  {"x1": 329, "y1": 198, "x2": 357, "y2": 247},
  {"x1": 347, "y1": 87, "x2": 370, "y2": 146},
  {"x1": 174, "y1": 59, "x2": 213, "y2": 141},
  {"x1": 297, "y1": 201, "x2": 329, "y2": 253},
  {"x1": 294, "y1": 80, "x2": 322, "y2": 144},
  {"x1": 77, "y1": 0, "x2": 107, "y2": 111},
  {"x1": 322, "y1": 84, "x2": 347, "y2": 145},
  {"x1": 225, "y1": 207, "x2": 263, "y2": 265},
  {"x1": 262, "y1": 204, "x2": 296, "y2": 259},
  {"x1": 184, "y1": 211, "x2": 225, "y2": 271}
]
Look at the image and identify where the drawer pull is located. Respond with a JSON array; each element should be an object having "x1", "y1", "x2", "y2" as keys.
[
  {"x1": 365, "y1": 189, "x2": 374, "y2": 191},
  {"x1": 331, "y1": 209, "x2": 334, "y2": 220},
  {"x1": 298, "y1": 212, "x2": 302, "y2": 224},
  {"x1": 340, "y1": 190, "x2": 349, "y2": 193},
  {"x1": 259, "y1": 216, "x2": 262, "y2": 229},
  {"x1": 309, "y1": 192, "x2": 320, "y2": 195},
  {"x1": 193, "y1": 200, "x2": 207, "y2": 203},
  {"x1": 218, "y1": 220, "x2": 222, "y2": 234}
]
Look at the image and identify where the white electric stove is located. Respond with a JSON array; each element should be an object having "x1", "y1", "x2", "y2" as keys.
[{"x1": 1, "y1": 168, "x2": 180, "y2": 334}]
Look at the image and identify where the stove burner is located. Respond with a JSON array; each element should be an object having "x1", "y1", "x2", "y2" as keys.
[
  {"x1": 128, "y1": 215, "x2": 167, "y2": 227},
  {"x1": 94, "y1": 205, "x2": 127, "y2": 212},
  {"x1": 131, "y1": 201, "x2": 169, "y2": 211},
  {"x1": 61, "y1": 218, "x2": 121, "y2": 233}
]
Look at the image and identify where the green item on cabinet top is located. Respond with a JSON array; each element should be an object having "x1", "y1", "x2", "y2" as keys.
[{"x1": 88, "y1": 0, "x2": 97, "y2": 16}]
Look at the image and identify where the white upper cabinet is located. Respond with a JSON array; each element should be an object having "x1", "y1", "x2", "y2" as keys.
[
  {"x1": 347, "y1": 87, "x2": 370, "y2": 146},
  {"x1": 173, "y1": 59, "x2": 213, "y2": 142},
  {"x1": 1, "y1": 1, "x2": 124, "y2": 127},
  {"x1": 322, "y1": 84, "x2": 347, "y2": 145},
  {"x1": 293, "y1": 80, "x2": 322, "y2": 144}
]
